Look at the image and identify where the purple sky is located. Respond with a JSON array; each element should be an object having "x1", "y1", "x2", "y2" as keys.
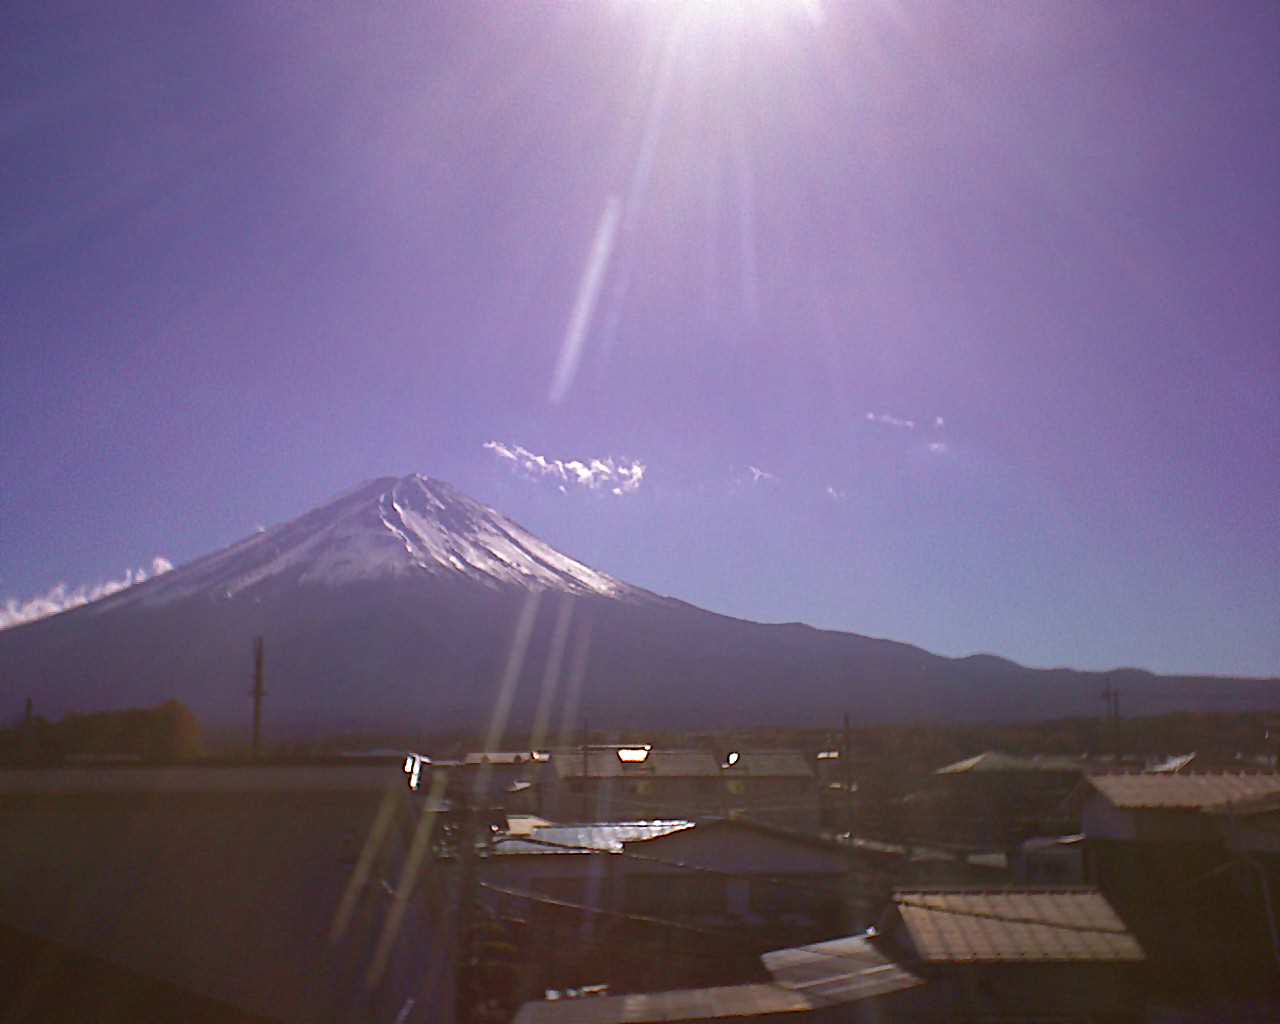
[{"x1": 3, "y1": 1, "x2": 1277, "y2": 676}]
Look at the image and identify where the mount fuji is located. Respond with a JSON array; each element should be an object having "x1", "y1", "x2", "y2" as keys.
[{"x1": 0, "y1": 474, "x2": 1274, "y2": 738}]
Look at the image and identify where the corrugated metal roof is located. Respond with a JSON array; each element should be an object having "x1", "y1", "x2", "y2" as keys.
[
  {"x1": 553, "y1": 749, "x2": 722, "y2": 779},
  {"x1": 513, "y1": 935, "x2": 924, "y2": 1022},
  {"x1": 935, "y1": 752, "x2": 1085, "y2": 775},
  {"x1": 762, "y1": 934, "x2": 924, "y2": 1004},
  {"x1": 1087, "y1": 772, "x2": 1280, "y2": 810},
  {"x1": 894, "y1": 889, "x2": 1144, "y2": 964},
  {"x1": 492, "y1": 821, "x2": 694, "y2": 855},
  {"x1": 512, "y1": 983, "x2": 812, "y2": 1023}
]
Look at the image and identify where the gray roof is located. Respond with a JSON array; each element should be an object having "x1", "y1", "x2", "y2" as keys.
[
  {"x1": 1087, "y1": 772, "x2": 1280, "y2": 810},
  {"x1": 513, "y1": 934, "x2": 924, "y2": 1022},
  {"x1": 935, "y1": 752, "x2": 1085, "y2": 775},
  {"x1": 761, "y1": 934, "x2": 924, "y2": 1004},
  {"x1": 893, "y1": 889, "x2": 1144, "y2": 964},
  {"x1": 720, "y1": 751, "x2": 812, "y2": 778},
  {"x1": 552, "y1": 749, "x2": 721, "y2": 779},
  {"x1": 0, "y1": 764, "x2": 397, "y2": 794},
  {"x1": 492, "y1": 821, "x2": 694, "y2": 855},
  {"x1": 512, "y1": 983, "x2": 812, "y2": 1023}
]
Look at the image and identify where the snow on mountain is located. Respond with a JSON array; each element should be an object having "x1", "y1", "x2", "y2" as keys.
[{"x1": 99, "y1": 474, "x2": 646, "y2": 612}]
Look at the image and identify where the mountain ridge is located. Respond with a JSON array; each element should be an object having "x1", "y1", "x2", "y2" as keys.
[{"x1": 1, "y1": 473, "x2": 1274, "y2": 734}]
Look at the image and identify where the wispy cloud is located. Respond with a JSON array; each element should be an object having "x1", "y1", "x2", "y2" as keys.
[
  {"x1": 0, "y1": 557, "x2": 174, "y2": 630},
  {"x1": 927, "y1": 441, "x2": 948, "y2": 455},
  {"x1": 748, "y1": 465, "x2": 776, "y2": 484},
  {"x1": 825, "y1": 485, "x2": 847, "y2": 501},
  {"x1": 484, "y1": 441, "x2": 645, "y2": 496},
  {"x1": 865, "y1": 411, "x2": 916, "y2": 430}
]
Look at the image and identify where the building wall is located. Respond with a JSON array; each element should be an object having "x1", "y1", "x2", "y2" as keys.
[{"x1": 0, "y1": 773, "x2": 452, "y2": 1024}]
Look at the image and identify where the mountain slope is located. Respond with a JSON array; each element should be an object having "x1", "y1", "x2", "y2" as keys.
[{"x1": 0, "y1": 474, "x2": 1274, "y2": 737}]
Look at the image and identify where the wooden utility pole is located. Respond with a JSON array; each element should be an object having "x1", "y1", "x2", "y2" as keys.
[
  {"x1": 454, "y1": 763, "x2": 484, "y2": 1024},
  {"x1": 1100, "y1": 681, "x2": 1120, "y2": 752},
  {"x1": 580, "y1": 717, "x2": 590, "y2": 820},
  {"x1": 842, "y1": 711, "x2": 853, "y2": 837},
  {"x1": 251, "y1": 636, "x2": 266, "y2": 760}
]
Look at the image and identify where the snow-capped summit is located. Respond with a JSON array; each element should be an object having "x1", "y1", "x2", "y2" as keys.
[
  {"x1": 117, "y1": 473, "x2": 646, "y2": 609},
  {"x1": 2, "y1": 473, "x2": 1272, "y2": 734}
]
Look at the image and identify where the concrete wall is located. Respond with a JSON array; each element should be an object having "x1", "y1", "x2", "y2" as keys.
[{"x1": 0, "y1": 767, "x2": 457, "y2": 1024}]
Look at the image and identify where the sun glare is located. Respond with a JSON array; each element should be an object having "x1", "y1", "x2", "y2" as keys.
[{"x1": 633, "y1": 0, "x2": 824, "y2": 32}]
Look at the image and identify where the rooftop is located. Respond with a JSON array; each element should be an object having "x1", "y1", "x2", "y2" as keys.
[
  {"x1": 893, "y1": 888, "x2": 1144, "y2": 964},
  {"x1": 513, "y1": 934, "x2": 923, "y2": 1022},
  {"x1": 492, "y1": 821, "x2": 694, "y2": 855},
  {"x1": 719, "y1": 751, "x2": 812, "y2": 778},
  {"x1": 553, "y1": 749, "x2": 721, "y2": 779},
  {"x1": 1086, "y1": 772, "x2": 1280, "y2": 810},
  {"x1": 935, "y1": 751, "x2": 1086, "y2": 775}
]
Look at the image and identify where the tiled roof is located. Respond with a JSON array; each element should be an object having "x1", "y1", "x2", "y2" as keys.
[
  {"x1": 491, "y1": 821, "x2": 694, "y2": 855},
  {"x1": 893, "y1": 889, "x2": 1144, "y2": 964},
  {"x1": 1087, "y1": 772, "x2": 1280, "y2": 810}
]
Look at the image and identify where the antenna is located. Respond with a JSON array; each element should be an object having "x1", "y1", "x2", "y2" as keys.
[{"x1": 251, "y1": 636, "x2": 266, "y2": 760}]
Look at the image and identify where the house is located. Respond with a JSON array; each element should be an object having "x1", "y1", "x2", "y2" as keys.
[
  {"x1": 879, "y1": 887, "x2": 1146, "y2": 1021},
  {"x1": 920, "y1": 751, "x2": 1086, "y2": 845},
  {"x1": 479, "y1": 816, "x2": 858, "y2": 999},
  {"x1": 512, "y1": 932, "x2": 928, "y2": 1023},
  {"x1": 1012, "y1": 833, "x2": 1085, "y2": 884},
  {"x1": 512, "y1": 887, "x2": 1146, "y2": 1023},
  {"x1": 1078, "y1": 771, "x2": 1280, "y2": 995},
  {"x1": 0, "y1": 761, "x2": 451, "y2": 1023},
  {"x1": 540, "y1": 746, "x2": 818, "y2": 831}
]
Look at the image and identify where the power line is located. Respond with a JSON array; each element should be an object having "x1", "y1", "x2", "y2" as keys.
[{"x1": 490, "y1": 830, "x2": 879, "y2": 900}]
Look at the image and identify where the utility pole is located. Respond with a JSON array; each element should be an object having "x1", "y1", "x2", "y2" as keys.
[
  {"x1": 580, "y1": 717, "x2": 590, "y2": 820},
  {"x1": 842, "y1": 711, "x2": 853, "y2": 837},
  {"x1": 251, "y1": 636, "x2": 266, "y2": 760},
  {"x1": 1100, "y1": 681, "x2": 1120, "y2": 752},
  {"x1": 24, "y1": 696, "x2": 32, "y2": 728},
  {"x1": 454, "y1": 765, "x2": 483, "y2": 1024}
]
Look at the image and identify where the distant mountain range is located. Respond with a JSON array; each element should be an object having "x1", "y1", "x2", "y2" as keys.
[{"x1": 1, "y1": 474, "x2": 1274, "y2": 737}]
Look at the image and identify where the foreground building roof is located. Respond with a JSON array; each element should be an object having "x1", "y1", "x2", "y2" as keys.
[
  {"x1": 892, "y1": 889, "x2": 1144, "y2": 964},
  {"x1": 1086, "y1": 772, "x2": 1280, "y2": 810},
  {"x1": 513, "y1": 934, "x2": 923, "y2": 1023}
]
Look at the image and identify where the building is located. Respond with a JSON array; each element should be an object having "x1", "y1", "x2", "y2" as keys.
[
  {"x1": 880, "y1": 887, "x2": 1146, "y2": 1021},
  {"x1": 540, "y1": 746, "x2": 819, "y2": 831},
  {"x1": 513, "y1": 887, "x2": 1146, "y2": 1023},
  {"x1": 0, "y1": 761, "x2": 451, "y2": 1023},
  {"x1": 919, "y1": 751, "x2": 1086, "y2": 845},
  {"x1": 512, "y1": 932, "x2": 928, "y2": 1023},
  {"x1": 1012, "y1": 833, "x2": 1085, "y2": 884},
  {"x1": 1078, "y1": 771, "x2": 1280, "y2": 998},
  {"x1": 480, "y1": 816, "x2": 857, "y2": 999}
]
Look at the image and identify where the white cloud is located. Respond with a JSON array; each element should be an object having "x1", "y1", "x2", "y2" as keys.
[
  {"x1": 934, "y1": 416, "x2": 945, "y2": 428},
  {"x1": 825, "y1": 485, "x2": 847, "y2": 501},
  {"x1": 0, "y1": 557, "x2": 174, "y2": 631},
  {"x1": 484, "y1": 441, "x2": 645, "y2": 495},
  {"x1": 748, "y1": 465, "x2": 776, "y2": 484},
  {"x1": 927, "y1": 441, "x2": 948, "y2": 455},
  {"x1": 865, "y1": 411, "x2": 916, "y2": 430}
]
